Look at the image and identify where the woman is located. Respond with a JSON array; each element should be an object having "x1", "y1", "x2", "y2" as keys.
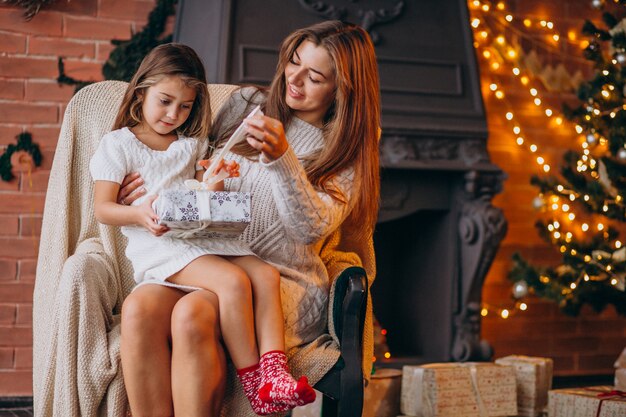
[{"x1": 118, "y1": 20, "x2": 380, "y2": 416}]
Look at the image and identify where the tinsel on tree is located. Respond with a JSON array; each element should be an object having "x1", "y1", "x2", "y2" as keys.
[{"x1": 509, "y1": 1, "x2": 626, "y2": 316}]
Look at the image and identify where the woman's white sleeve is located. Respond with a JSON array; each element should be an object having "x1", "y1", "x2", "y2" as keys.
[
  {"x1": 89, "y1": 134, "x2": 129, "y2": 184},
  {"x1": 262, "y1": 146, "x2": 355, "y2": 244}
]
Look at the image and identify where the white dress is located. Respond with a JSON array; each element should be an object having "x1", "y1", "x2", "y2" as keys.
[{"x1": 89, "y1": 127, "x2": 253, "y2": 291}]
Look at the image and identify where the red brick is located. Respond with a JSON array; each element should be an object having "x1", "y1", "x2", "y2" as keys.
[
  {"x1": 551, "y1": 336, "x2": 600, "y2": 354},
  {"x1": 0, "y1": 79, "x2": 24, "y2": 100},
  {"x1": 64, "y1": 15, "x2": 132, "y2": 40},
  {"x1": 0, "y1": 348, "x2": 13, "y2": 369},
  {"x1": 0, "y1": 102, "x2": 58, "y2": 124},
  {"x1": 0, "y1": 304, "x2": 15, "y2": 325},
  {"x1": 44, "y1": 0, "x2": 97, "y2": 16},
  {"x1": 98, "y1": 0, "x2": 156, "y2": 21},
  {"x1": 0, "y1": 259, "x2": 16, "y2": 281},
  {"x1": 0, "y1": 176, "x2": 19, "y2": 192},
  {"x1": 551, "y1": 355, "x2": 576, "y2": 374},
  {"x1": 27, "y1": 127, "x2": 60, "y2": 150},
  {"x1": 0, "y1": 370, "x2": 31, "y2": 395},
  {"x1": 15, "y1": 304, "x2": 31, "y2": 326},
  {"x1": 39, "y1": 149, "x2": 55, "y2": 170},
  {"x1": 0, "y1": 326, "x2": 31, "y2": 346},
  {"x1": 25, "y1": 79, "x2": 76, "y2": 104},
  {"x1": 20, "y1": 169, "x2": 50, "y2": 193},
  {"x1": 0, "y1": 31, "x2": 26, "y2": 54},
  {"x1": 60, "y1": 59, "x2": 104, "y2": 82},
  {"x1": 0, "y1": 56, "x2": 58, "y2": 78},
  {"x1": 0, "y1": 125, "x2": 25, "y2": 147},
  {"x1": 29, "y1": 36, "x2": 95, "y2": 59},
  {"x1": 578, "y1": 354, "x2": 619, "y2": 372},
  {"x1": 0, "y1": 283, "x2": 34, "y2": 303},
  {"x1": 0, "y1": 9, "x2": 63, "y2": 36},
  {"x1": 0, "y1": 216, "x2": 18, "y2": 236},
  {"x1": 0, "y1": 237, "x2": 40, "y2": 258},
  {"x1": 13, "y1": 347, "x2": 31, "y2": 369},
  {"x1": 18, "y1": 215, "x2": 41, "y2": 237},
  {"x1": 17, "y1": 259, "x2": 36, "y2": 282},
  {"x1": 96, "y1": 40, "x2": 116, "y2": 61}
]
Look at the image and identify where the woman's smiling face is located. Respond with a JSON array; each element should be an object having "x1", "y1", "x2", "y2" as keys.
[{"x1": 284, "y1": 40, "x2": 337, "y2": 127}]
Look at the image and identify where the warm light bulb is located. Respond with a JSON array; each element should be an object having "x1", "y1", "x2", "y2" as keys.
[
  {"x1": 496, "y1": 36, "x2": 505, "y2": 45},
  {"x1": 506, "y1": 112, "x2": 514, "y2": 120},
  {"x1": 523, "y1": 19, "x2": 531, "y2": 27},
  {"x1": 517, "y1": 137, "x2": 524, "y2": 145},
  {"x1": 545, "y1": 109, "x2": 553, "y2": 116},
  {"x1": 495, "y1": 91, "x2": 504, "y2": 99},
  {"x1": 512, "y1": 67, "x2": 520, "y2": 75},
  {"x1": 483, "y1": 50, "x2": 492, "y2": 59},
  {"x1": 555, "y1": 117, "x2": 563, "y2": 125},
  {"x1": 490, "y1": 83, "x2": 498, "y2": 91},
  {"x1": 582, "y1": 223, "x2": 589, "y2": 232},
  {"x1": 575, "y1": 125, "x2": 583, "y2": 134},
  {"x1": 543, "y1": 165, "x2": 550, "y2": 172},
  {"x1": 530, "y1": 144, "x2": 537, "y2": 152},
  {"x1": 547, "y1": 21, "x2": 554, "y2": 29},
  {"x1": 534, "y1": 98, "x2": 542, "y2": 106},
  {"x1": 530, "y1": 88, "x2": 538, "y2": 96},
  {"x1": 492, "y1": 62, "x2": 500, "y2": 70},
  {"x1": 552, "y1": 34, "x2": 560, "y2": 42},
  {"x1": 561, "y1": 203, "x2": 569, "y2": 211},
  {"x1": 570, "y1": 283, "x2": 577, "y2": 289},
  {"x1": 505, "y1": 14, "x2": 513, "y2": 22},
  {"x1": 500, "y1": 309, "x2": 509, "y2": 319},
  {"x1": 611, "y1": 278, "x2": 618, "y2": 285},
  {"x1": 513, "y1": 126, "x2": 521, "y2": 134},
  {"x1": 521, "y1": 76, "x2": 529, "y2": 85},
  {"x1": 568, "y1": 213, "x2": 575, "y2": 220},
  {"x1": 584, "y1": 274, "x2": 590, "y2": 281},
  {"x1": 597, "y1": 223, "x2": 604, "y2": 231},
  {"x1": 481, "y1": 308, "x2": 488, "y2": 317},
  {"x1": 616, "y1": 241, "x2": 622, "y2": 249},
  {"x1": 519, "y1": 303, "x2": 527, "y2": 311},
  {"x1": 472, "y1": 18, "x2": 481, "y2": 28}
]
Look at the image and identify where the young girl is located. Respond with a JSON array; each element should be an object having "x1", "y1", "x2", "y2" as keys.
[{"x1": 89, "y1": 43, "x2": 314, "y2": 416}]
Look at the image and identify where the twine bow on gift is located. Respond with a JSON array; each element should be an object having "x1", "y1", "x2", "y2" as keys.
[{"x1": 581, "y1": 387, "x2": 626, "y2": 417}]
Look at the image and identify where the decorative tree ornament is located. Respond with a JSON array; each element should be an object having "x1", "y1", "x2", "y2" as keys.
[
  {"x1": 616, "y1": 51, "x2": 626, "y2": 65},
  {"x1": 591, "y1": 0, "x2": 605, "y2": 10},
  {"x1": 618, "y1": 148, "x2": 626, "y2": 161},
  {"x1": 586, "y1": 133, "x2": 597, "y2": 145},
  {"x1": 512, "y1": 280, "x2": 529, "y2": 299},
  {"x1": 532, "y1": 195, "x2": 546, "y2": 210}
]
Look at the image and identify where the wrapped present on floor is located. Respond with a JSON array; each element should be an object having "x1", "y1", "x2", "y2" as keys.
[
  {"x1": 363, "y1": 368, "x2": 403, "y2": 417},
  {"x1": 616, "y1": 368, "x2": 626, "y2": 391},
  {"x1": 401, "y1": 362, "x2": 518, "y2": 417},
  {"x1": 153, "y1": 189, "x2": 251, "y2": 239},
  {"x1": 548, "y1": 386, "x2": 626, "y2": 417},
  {"x1": 495, "y1": 355, "x2": 553, "y2": 417}
]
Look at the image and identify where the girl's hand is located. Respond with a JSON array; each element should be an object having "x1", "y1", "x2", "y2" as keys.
[
  {"x1": 198, "y1": 159, "x2": 240, "y2": 179},
  {"x1": 135, "y1": 194, "x2": 169, "y2": 236},
  {"x1": 244, "y1": 115, "x2": 288, "y2": 161},
  {"x1": 117, "y1": 172, "x2": 146, "y2": 206}
]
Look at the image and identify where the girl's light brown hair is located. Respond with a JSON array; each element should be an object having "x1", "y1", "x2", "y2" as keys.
[
  {"x1": 114, "y1": 43, "x2": 211, "y2": 139},
  {"x1": 215, "y1": 21, "x2": 381, "y2": 233}
]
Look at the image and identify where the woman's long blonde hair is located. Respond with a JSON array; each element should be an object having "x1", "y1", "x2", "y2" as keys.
[
  {"x1": 214, "y1": 21, "x2": 381, "y2": 232},
  {"x1": 114, "y1": 43, "x2": 211, "y2": 139}
]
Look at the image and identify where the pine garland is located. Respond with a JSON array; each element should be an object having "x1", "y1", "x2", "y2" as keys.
[
  {"x1": 2, "y1": 0, "x2": 56, "y2": 20},
  {"x1": 0, "y1": 132, "x2": 43, "y2": 181},
  {"x1": 57, "y1": 0, "x2": 177, "y2": 91}
]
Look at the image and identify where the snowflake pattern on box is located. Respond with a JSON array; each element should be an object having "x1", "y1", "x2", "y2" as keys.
[{"x1": 155, "y1": 189, "x2": 251, "y2": 239}]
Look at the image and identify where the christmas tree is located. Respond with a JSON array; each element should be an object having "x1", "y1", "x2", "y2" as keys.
[{"x1": 509, "y1": 0, "x2": 626, "y2": 316}]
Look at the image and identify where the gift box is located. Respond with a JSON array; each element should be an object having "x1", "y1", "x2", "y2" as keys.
[
  {"x1": 363, "y1": 368, "x2": 403, "y2": 417},
  {"x1": 616, "y1": 368, "x2": 626, "y2": 391},
  {"x1": 495, "y1": 355, "x2": 553, "y2": 416},
  {"x1": 401, "y1": 362, "x2": 518, "y2": 417},
  {"x1": 548, "y1": 386, "x2": 626, "y2": 417},
  {"x1": 153, "y1": 189, "x2": 251, "y2": 239}
]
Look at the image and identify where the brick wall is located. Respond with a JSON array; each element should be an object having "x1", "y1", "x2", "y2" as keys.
[
  {"x1": 0, "y1": 0, "x2": 157, "y2": 396},
  {"x1": 480, "y1": 0, "x2": 626, "y2": 376}
]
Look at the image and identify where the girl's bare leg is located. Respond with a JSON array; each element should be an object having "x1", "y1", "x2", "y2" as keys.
[
  {"x1": 228, "y1": 255, "x2": 285, "y2": 354},
  {"x1": 171, "y1": 289, "x2": 226, "y2": 417},
  {"x1": 121, "y1": 284, "x2": 184, "y2": 417},
  {"x1": 168, "y1": 255, "x2": 258, "y2": 368}
]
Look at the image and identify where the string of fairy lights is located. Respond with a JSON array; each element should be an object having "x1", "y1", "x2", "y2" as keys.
[{"x1": 467, "y1": 0, "x2": 626, "y2": 319}]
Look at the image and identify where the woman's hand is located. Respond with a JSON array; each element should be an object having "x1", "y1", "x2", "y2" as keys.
[
  {"x1": 134, "y1": 194, "x2": 169, "y2": 237},
  {"x1": 117, "y1": 172, "x2": 146, "y2": 206},
  {"x1": 198, "y1": 159, "x2": 240, "y2": 179},
  {"x1": 244, "y1": 115, "x2": 288, "y2": 161}
]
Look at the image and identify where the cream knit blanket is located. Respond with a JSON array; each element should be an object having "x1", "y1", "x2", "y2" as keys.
[{"x1": 33, "y1": 81, "x2": 375, "y2": 417}]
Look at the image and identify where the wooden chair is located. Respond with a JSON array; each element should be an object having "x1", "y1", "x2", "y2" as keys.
[{"x1": 33, "y1": 80, "x2": 368, "y2": 417}]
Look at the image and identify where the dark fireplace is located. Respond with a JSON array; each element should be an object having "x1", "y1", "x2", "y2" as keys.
[{"x1": 175, "y1": 0, "x2": 506, "y2": 364}]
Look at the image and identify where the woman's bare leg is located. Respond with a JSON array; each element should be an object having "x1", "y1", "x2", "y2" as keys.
[
  {"x1": 168, "y1": 255, "x2": 258, "y2": 368},
  {"x1": 121, "y1": 284, "x2": 184, "y2": 417},
  {"x1": 228, "y1": 255, "x2": 285, "y2": 354},
  {"x1": 171, "y1": 289, "x2": 226, "y2": 417}
]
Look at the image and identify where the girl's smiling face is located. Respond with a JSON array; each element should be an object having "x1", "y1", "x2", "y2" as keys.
[{"x1": 284, "y1": 40, "x2": 337, "y2": 127}]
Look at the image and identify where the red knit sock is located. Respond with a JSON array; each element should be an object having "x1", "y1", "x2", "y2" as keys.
[
  {"x1": 258, "y1": 351, "x2": 316, "y2": 407},
  {"x1": 236, "y1": 364, "x2": 292, "y2": 415}
]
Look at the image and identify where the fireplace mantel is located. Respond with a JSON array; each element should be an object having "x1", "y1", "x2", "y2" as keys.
[{"x1": 174, "y1": 0, "x2": 506, "y2": 364}]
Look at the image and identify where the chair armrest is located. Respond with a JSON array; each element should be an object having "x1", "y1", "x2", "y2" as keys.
[{"x1": 314, "y1": 266, "x2": 367, "y2": 400}]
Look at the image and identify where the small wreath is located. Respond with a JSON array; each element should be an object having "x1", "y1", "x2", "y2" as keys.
[{"x1": 0, "y1": 132, "x2": 42, "y2": 181}]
